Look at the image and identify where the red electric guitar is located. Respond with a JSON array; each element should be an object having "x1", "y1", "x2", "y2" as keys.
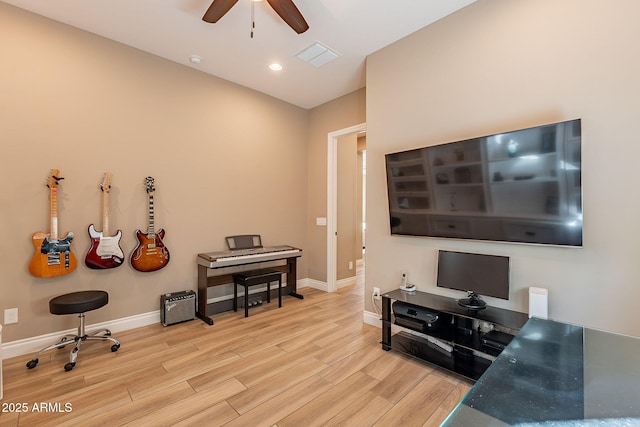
[
  {"x1": 85, "y1": 172, "x2": 124, "y2": 269},
  {"x1": 130, "y1": 176, "x2": 170, "y2": 272},
  {"x1": 29, "y1": 169, "x2": 78, "y2": 278}
]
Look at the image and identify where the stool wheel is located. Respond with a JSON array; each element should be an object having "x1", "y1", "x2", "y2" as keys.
[
  {"x1": 26, "y1": 359, "x2": 39, "y2": 369},
  {"x1": 64, "y1": 362, "x2": 76, "y2": 372},
  {"x1": 111, "y1": 344, "x2": 120, "y2": 352}
]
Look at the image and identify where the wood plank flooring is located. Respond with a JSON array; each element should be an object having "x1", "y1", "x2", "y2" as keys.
[{"x1": 0, "y1": 273, "x2": 472, "y2": 426}]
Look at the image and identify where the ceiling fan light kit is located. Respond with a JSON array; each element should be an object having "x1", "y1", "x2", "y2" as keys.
[{"x1": 203, "y1": 0, "x2": 309, "y2": 34}]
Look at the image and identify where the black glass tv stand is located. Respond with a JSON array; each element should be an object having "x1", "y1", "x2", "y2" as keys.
[{"x1": 381, "y1": 289, "x2": 529, "y2": 381}]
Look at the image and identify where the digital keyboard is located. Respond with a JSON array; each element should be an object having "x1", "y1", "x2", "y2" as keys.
[
  {"x1": 197, "y1": 245, "x2": 302, "y2": 268},
  {"x1": 196, "y1": 244, "x2": 303, "y2": 325}
]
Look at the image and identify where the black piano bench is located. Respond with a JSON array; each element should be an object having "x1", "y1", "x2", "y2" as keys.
[
  {"x1": 25, "y1": 290, "x2": 120, "y2": 372},
  {"x1": 233, "y1": 269, "x2": 282, "y2": 318}
]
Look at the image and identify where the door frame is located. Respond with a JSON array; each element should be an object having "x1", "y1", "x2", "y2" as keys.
[{"x1": 327, "y1": 123, "x2": 366, "y2": 292}]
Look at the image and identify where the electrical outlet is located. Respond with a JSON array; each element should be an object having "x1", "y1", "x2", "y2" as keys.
[
  {"x1": 4, "y1": 308, "x2": 18, "y2": 324},
  {"x1": 348, "y1": 261, "x2": 353, "y2": 270},
  {"x1": 373, "y1": 287, "x2": 381, "y2": 300}
]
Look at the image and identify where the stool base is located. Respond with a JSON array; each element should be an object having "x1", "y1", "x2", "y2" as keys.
[{"x1": 26, "y1": 312, "x2": 120, "y2": 371}]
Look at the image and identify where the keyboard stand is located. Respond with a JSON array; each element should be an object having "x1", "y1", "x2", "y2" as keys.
[{"x1": 196, "y1": 247, "x2": 302, "y2": 325}]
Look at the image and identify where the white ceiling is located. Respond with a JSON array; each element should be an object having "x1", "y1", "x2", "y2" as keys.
[{"x1": 2, "y1": 0, "x2": 475, "y2": 109}]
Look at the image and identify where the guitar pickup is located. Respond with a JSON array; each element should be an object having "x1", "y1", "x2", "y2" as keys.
[{"x1": 47, "y1": 252, "x2": 61, "y2": 265}]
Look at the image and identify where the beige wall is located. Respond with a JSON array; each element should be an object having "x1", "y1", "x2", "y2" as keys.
[
  {"x1": 337, "y1": 134, "x2": 358, "y2": 281},
  {"x1": 306, "y1": 90, "x2": 366, "y2": 283},
  {"x1": 365, "y1": 0, "x2": 640, "y2": 336},
  {"x1": 0, "y1": 3, "x2": 310, "y2": 342},
  {"x1": 357, "y1": 135, "x2": 366, "y2": 261}
]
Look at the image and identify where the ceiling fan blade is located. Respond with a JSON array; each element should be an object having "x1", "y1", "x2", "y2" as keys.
[
  {"x1": 202, "y1": 0, "x2": 240, "y2": 23},
  {"x1": 265, "y1": 0, "x2": 309, "y2": 34}
]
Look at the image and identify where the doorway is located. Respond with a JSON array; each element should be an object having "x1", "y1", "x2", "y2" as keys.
[{"x1": 327, "y1": 123, "x2": 366, "y2": 292}]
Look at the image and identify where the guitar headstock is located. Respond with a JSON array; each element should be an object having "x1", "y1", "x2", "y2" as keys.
[
  {"x1": 101, "y1": 172, "x2": 113, "y2": 193},
  {"x1": 47, "y1": 169, "x2": 63, "y2": 189},
  {"x1": 145, "y1": 176, "x2": 155, "y2": 195}
]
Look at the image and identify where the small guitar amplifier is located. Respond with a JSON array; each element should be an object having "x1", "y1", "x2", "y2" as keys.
[{"x1": 160, "y1": 290, "x2": 196, "y2": 326}]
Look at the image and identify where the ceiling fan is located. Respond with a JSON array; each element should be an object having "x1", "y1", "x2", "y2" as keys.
[{"x1": 203, "y1": 0, "x2": 309, "y2": 34}]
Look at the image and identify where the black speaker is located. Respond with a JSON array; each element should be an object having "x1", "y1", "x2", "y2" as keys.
[{"x1": 160, "y1": 290, "x2": 196, "y2": 326}]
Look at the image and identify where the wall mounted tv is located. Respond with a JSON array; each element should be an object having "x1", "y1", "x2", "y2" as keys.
[{"x1": 385, "y1": 119, "x2": 582, "y2": 246}]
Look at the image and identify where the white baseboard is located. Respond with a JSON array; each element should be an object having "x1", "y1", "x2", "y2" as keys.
[
  {"x1": 363, "y1": 310, "x2": 382, "y2": 328},
  {"x1": 2, "y1": 311, "x2": 159, "y2": 360},
  {"x1": 337, "y1": 276, "x2": 356, "y2": 289},
  {"x1": 301, "y1": 277, "x2": 353, "y2": 292},
  {"x1": 301, "y1": 278, "x2": 328, "y2": 292}
]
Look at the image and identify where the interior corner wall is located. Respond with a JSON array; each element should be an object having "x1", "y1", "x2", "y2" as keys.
[
  {"x1": 365, "y1": 0, "x2": 640, "y2": 336},
  {"x1": 0, "y1": 3, "x2": 309, "y2": 342}
]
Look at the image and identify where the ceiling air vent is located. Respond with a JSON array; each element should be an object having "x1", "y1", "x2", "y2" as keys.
[{"x1": 296, "y1": 42, "x2": 340, "y2": 68}]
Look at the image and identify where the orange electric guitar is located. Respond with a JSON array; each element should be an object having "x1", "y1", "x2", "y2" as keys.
[
  {"x1": 85, "y1": 172, "x2": 124, "y2": 269},
  {"x1": 130, "y1": 176, "x2": 170, "y2": 272},
  {"x1": 29, "y1": 169, "x2": 78, "y2": 278}
]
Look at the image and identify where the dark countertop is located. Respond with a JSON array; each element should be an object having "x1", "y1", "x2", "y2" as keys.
[{"x1": 442, "y1": 317, "x2": 640, "y2": 425}]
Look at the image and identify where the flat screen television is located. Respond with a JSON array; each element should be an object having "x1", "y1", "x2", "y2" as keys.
[
  {"x1": 436, "y1": 250, "x2": 510, "y2": 310},
  {"x1": 385, "y1": 119, "x2": 582, "y2": 246}
]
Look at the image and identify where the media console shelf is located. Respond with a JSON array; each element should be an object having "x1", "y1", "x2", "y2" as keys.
[{"x1": 381, "y1": 289, "x2": 529, "y2": 381}]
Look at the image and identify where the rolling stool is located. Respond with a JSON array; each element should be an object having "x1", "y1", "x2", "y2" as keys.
[
  {"x1": 26, "y1": 290, "x2": 120, "y2": 371},
  {"x1": 233, "y1": 269, "x2": 282, "y2": 318}
]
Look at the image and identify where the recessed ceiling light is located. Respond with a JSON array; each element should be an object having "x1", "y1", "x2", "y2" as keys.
[
  {"x1": 269, "y1": 63, "x2": 283, "y2": 71},
  {"x1": 189, "y1": 55, "x2": 202, "y2": 65}
]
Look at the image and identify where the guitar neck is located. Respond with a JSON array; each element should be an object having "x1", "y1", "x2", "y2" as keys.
[
  {"x1": 147, "y1": 193, "x2": 155, "y2": 235},
  {"x1": 103, "y1": 189, "x2": 111, "y2": 236},
  {"x1": 50, "y1": 187, "x2": 59, "y2": 240}
]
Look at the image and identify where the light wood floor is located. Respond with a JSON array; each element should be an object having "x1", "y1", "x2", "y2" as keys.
[{"x1": 0, "y1": 273, "x2": 471, "y2": 426}]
